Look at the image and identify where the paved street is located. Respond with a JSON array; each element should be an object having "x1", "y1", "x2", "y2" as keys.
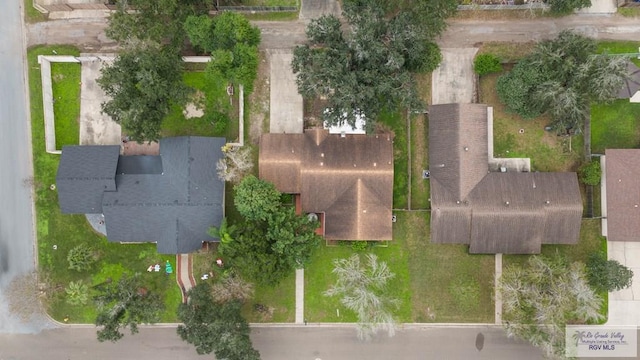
[
  {"x1": 0, "y1": 325, "x2": 544, "y2": 360},
  {"x1": 0, "y1": 0, "x2": 40, "y2": 332}
]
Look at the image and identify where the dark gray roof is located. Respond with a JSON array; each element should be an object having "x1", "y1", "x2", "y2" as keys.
[
  {"x1": 56, "y1": 145, "x2": 120, "y2": 213},
  {"x1": 429, "y1": 104, "x2": 583, "y2": 254},
  {"x1": 57, "y1": 137, "x2": 226, "y2": 254},
  {"x1": 617, "y1": 62, "x2": 640, "y2": 99},
  {"x1": 116, "y1": 155, "x2": 163, "y2": 175}
]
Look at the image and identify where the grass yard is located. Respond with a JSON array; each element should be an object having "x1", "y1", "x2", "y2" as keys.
[
  {"x1": 618, "y1": 7, "x2": 640, "y2": 18},
  {"x1": 503, "y1": 220, "x2": 608, "y2": 322},
  {"x1": 479, "y1": 72, "x2": 582, "y2": 172},
  {"x1": 477, "y1": 42, "x2": 536, "y2": 63},
  {"x1": 591, "y1": 100, "x2": 640, "y2": 153},
  {"x1": 192, "y1": 247, "x2": 296, "y2": 322},
  {"x1": 411, "y1": 73, "x2": 431, "y2": 210},
  {"x1": 29, "y1": 46, "x2": 182, "y2": 323},
  {"x1": 378, "y1": 109, "x2": 409, "y2": 209},
  {"x1": 597, "y1": 40, "x2": 640, "y2": 67},
  {"x1": 24, "y1": 0, "x2": 47, "y2": 23},
  {"x1": 243, "y1": 11, "x2": 299, "y2": 21},
  {"x1": 304, "y1": 240, "x2": 412, "y2": 323},
  {"x1": 403, "y1": 212, "x2": 495, "y2": 323},
  {"x1": 162, "y1": 71, "x2": 240, "y2": 141},
  {"x1": 51, "y1": 62, "x2": 81, "y2": 148}
]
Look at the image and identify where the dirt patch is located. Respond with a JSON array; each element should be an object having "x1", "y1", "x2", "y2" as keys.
[
  {"x1": 183, "y1": 90, "x2": 205, "y2": 119},
  {"x1": 248, "y1": 51, "x2": 271, "y2": 145},
  {"x1": 303, "y1": 98, "x2": 328, "y2": 129}
]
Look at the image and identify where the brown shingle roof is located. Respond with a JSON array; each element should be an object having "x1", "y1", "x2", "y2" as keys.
[
  {"x1": 605, "y1": 149, "x2": 640, "y2": 241},
  {"x1": 429, "y1": 104, "x2": 583, "y2": 254},
  {"x1": 259, "y1": 129, "x2": 394, "y2": 241}
]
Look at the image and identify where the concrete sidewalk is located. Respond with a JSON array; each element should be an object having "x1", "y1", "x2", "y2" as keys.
[{"x1": 431, "y1": 48, "x2": 478, "y2": 105}]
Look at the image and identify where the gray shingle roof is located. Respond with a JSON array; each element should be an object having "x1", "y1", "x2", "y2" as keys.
[
  {"x1": 56, "y1": 145, "x2": 120, "y2": 213},
  {"x1": 57, "y1": 137, "x2": 226, "y2": 254},
  {"x1": 429, "y1": 104, "x2": 582, "y2": 254}
]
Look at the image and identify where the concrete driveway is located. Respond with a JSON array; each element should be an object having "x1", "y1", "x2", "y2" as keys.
[
  {"x1": 269, "y1": 50, "x2": 303, "y2": 134},
  {"x1": 80, "y1": 57, "x2": 121, "y2": 145},
  {"x1": 607, "y1": 241, "x2": 640, "y2": 325},
  {"x1": 431, "y1": 48, "x2": 478, "y2": 105}
]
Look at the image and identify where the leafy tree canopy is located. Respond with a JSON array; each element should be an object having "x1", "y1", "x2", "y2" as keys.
[
  {"x1": 98, "y1": 44, "x2": 192, "y2": 142},
  {"x1": 497, "y1": 30, "x2": 629, "y2": 132},
  {"x1": 500, "y1": 254, "x2": 603, "y2": 358},
  {"x1": 292, "y1": 0, "x2": 457, "y2": 129},
  {"x1": 233, "y1": 175, "x2": 281, "y2": 221},
  {"x1": 177, "y1": 283, "x2": 260, "y2": 359},
  {"x1": 94, "y1": 273, "x2": 164, "y2": 342},
  {"x1": 107, "y1": 0, "x2": 209, "y2": 48},
  {"x1": 587, "y1": 253, "x2": 634, "y2": 293},
  {"x1": 185, "y1": 12, "x2": 261, "y2": 93}
]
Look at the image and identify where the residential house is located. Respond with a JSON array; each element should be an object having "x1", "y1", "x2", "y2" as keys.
[
  {"x1": 602, "y1": 149, "x2": 640, "y2": 242},
  {"x1": 259, "y1": 129, "x2": 394, "y2": 241},
  {"x1": 429, "y1": 103, "x2": 583, "y2": 254},
  {"x1": 56, "y1": 136, "x2": 226, "y2": 254}
]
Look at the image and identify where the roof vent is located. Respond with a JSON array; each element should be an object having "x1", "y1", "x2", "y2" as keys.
[
  {"x1": 320, "y1": 153, "x2": 325, "y2": 157},
  {"x1": 373, "y1": 162, "x2": 377, "y2": 167},
  {"x1": 308, "y1": 213, "x2": 318, "y2": 222},
  {"x1": 456, "y1": 200, "x2": 460, "y2": 204},
  {"x1": 464, "y1": 147, "x2": 469, "y2": 151},
  {"x1": 505, "y1": 201, "x2": 510, "y2": 206},
  {"x1": 635, "y1": 205, "x2": 639, "y2": 208},
  {"x1": 341, "y1": 132, "x2": 346, "y2": 138},
  {"x1": 545, "y1": 200, "x2": 550, "y2": 205}
]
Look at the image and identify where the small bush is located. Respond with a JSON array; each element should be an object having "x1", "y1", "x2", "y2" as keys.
[
  {"x1": 351, "y1": 241, "x2": 369, "y2": 251},
  {"x1": 578, "y1": 160, "x2": 601, "y2": 186},
  {"x1": 67, "y1": 244, "x2": 97, "y2": 272},
  {"x1": 474, "y1": 54, "x2": 502, "y2": 76},
  {"x1": 587, "y1": 253, "x2": 633, "y2": 293},
  {"x1": 65, "y1": 280, "x2": 89, "y2": 306}
]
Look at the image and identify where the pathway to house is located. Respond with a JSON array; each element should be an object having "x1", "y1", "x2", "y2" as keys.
[{"x1": 176, "y1": 254, "x2": 196, "y2": 303}]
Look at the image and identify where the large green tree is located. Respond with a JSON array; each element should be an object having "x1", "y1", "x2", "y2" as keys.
[
  {"x1": 184, "y1": 12, "x2": 261, "y2": 93},
  {"x1": 500, "y1": 255, "x2": 603, "y2": 358},
  {"x1": 292, "y1": 0, "x2": 456, "y2": 129},
  {"x1": 98, "y1": 44, "x2": 192, "y2": 142},
  {"x1": 233, "y1": 175, "x2": 281, "y2": 222},
  {"x1": 497, "y1": 31, "x2": 629, "y2": 159},
  {"x1": 220, "y1": 206, "x2": 321, "y2": 285},
  {"x1": 586, "y1": 253, "x2": 634, "y2": 293},
  {"x1": 106, "y1": 0, "x2": 208, "y2": 48},
  {"x1": 94, "y1": 273, "x2": 164, "y2": 342},
  {"x1": 177, "y1": 283, "x2": 260, "y2": 359}
]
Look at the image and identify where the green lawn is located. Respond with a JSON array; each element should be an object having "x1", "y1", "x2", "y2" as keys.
[
  {"x1": 403, "y1": 212, "x2": 495, "y2": 323},
  {"x1": 378, "y1": 109, "x2": 409, "y2": 209},
  {"x1": 591, "y1": 100, "x2": 640, "y2": 153},
  {"x1": 29, "y1": 46, "x2": 183, "y2": 323},
  {"x1": 192, "y1": 247, "x2": 296, "y2": 323},
  {"x1": 503, "y1": 220, "x2": 608, "y2": 322},
  {"x1": 411, "y1": 73, "x2": 431, "y2": 210},
  {"x1": 242, "y1": 11, "x2": 299, "y2": 21},
  {"x1": 597, "y1": 40, "x2": 640, "y2": 67},
  {"x1": 304, "y1": 240, "x2": 412, "y2": 323},
  {"x1": 51, "y1": 63, "x2": 81, "y2": 148},
  {"x1": 24, "y1": 0, "x2": 47, "y2": 23},
  {"x1": 162, "y1": 71, "x2": 239, "y2": 140},
  {"x1": 479, "y1": 71, "x2": 582, "y2": 172}
]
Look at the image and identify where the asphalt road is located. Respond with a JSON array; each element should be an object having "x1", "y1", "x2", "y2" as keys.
[
  {"x1": 0, "y1": 0, "x2": 38, "y2": 332},
  {"x1": 0, "y1": 325, "x2": 544, "y2": 360}
]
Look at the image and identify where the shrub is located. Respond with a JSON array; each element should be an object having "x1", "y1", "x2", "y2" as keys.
[
  {"x1": 578, "y1": 160, "x2": 601, "y2": 186},
  {"x1": 587, "y1": 253, "x2": 633, "y2": 293},
  {"x1": 474, "y1": 54, "x2": 502, "y2": 76},
  {"x1": 67, "y1": 244, "x2": 97, "y2": 272},
  {"x1": 65, "y1": 280, "x2": 89, "y2": 306},
  {"x1": 496, "y1": 58, "x2": 547, "y2": 119},
  {"x1": 351, "y1": 241, "x2": 368, "y2": 252},
  {"x1": 547, "y1": 0, "x2": 592, "y2": 15}
]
